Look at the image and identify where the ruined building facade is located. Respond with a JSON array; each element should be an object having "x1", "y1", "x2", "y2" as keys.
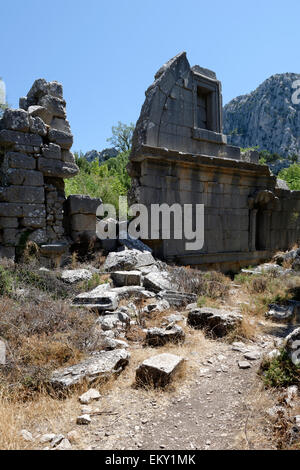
[
  {"x1": 0, "y1": 79, "x2": 101, "y2": 265},
  {"x1": 129, "y1": 52, "x2": 300, "y2": 271}
]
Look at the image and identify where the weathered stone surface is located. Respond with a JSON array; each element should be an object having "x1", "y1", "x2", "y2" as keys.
[
  {"x1": 61, "y1": 150, "x2": 75, "y2": 164},
  {"x1": 38, "y1": 95, "x2": 66, "y2": 118},
  {"x1": 61, "y1": 269, "x2": 93, "y2": 284},
  {"x1": 0, "y1": 202, "x2": 23, "y2": 217},
  {"x1": 0, "y1": 185, "x2": 44, "y2": 204},
  {"x1": 188, "y1": 308, "x2": 242, "y2": 337},
  {"x1": 6, "y1": 151, "x2": 36, "y2": 170},
  {"x1": 55, "y1": 438, "x2": 72, "y2": 449},
  {"x1": 7, "y1": 169, "x2": 43, "y2": 186},
  {"x1": 76, "y1": 415, "x2": 91, "y2": 426},
  {"x1": 51, "y1": 117, "x2": 71, "y2": 133},
  {"x1": 29, "y1": 116, "x2": 47, "y2": 136},
  {"x1": 0, "y1": 109, "x2": 29, "y2": 132},
  {"x1": 143, "y1": 271, "x2": 173, "y2": 293},
  {"x1": 79, "y1": 389, "x2": 101, "y2": 405},
  {"x1": 145, "y1": 325, "x2": 185, "y2": 346},
  {"x1": 71, "y1": 213, "x2": 96, "y2": 232},
  {"x1": 284, "y1": 328, "x2": 300, "y2": 365},
  {"x1": 27, "y1": 105, "x2": 52, "y2": 125},
  {"x1": 104, "y1": 249, "x2": 156, "y2": 272},
  {"x1": 23, "y1": 204, "x2": 46, "y2": 218},
  {"x1": 38, "y1": 157, "x2": 79, "y2": 179},
  {"x1": 73, "y1": 284, "x2": 119, "y2": 311},
  {"x1": 0, "y1": 129, "x2": 42, "y2": 147},
  {"x1": 0, "y1": 339, "x2": 6, "y2": 365},
  {"x1": 41, "y1": 143, "x2": 61, "y2": 160},
  {"x1": 67, "y1": 194, "x2": 102, "y2": 215},
  {"x1": 20, "y1": 429, "x2": 34, "y2": 442},
  {"x1": 0, "y1": 217, "x2": 18, "y2": 228},
  {"x1": 266, "y1": 304, "x2": 295, "y2": 322},
  {"x1": 111, "y1": 270, "x2": 142, "y2": 287},
  {"x1": 48, "y1": 129, "x2": 73, "y2": 149},
  {"x1": 50, "y1": 349, "x2": 130, "y2": 388},
  {"x1": 136, "y1": 353, "x2": 184, "y2": 387},
  {"x1": 0, "y1": 246, "x2": 15, "y2": 259},
  {"x1": 119, "y1": 235, "x2": 152, "y2": 253},
  {"x1": 143, "y1": 300, "x2": 170, "y2": 314},
  {"x1": 158, "y1": 290, "x2": 197, "y2": 307}
]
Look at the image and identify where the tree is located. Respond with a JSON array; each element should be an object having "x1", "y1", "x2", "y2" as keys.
[
  {"x1": 279, "y1": 163, "x2": 300, "y2": 190},
  {"x1": 107, "y1": 121, "x2": 135, "y2": 153}
]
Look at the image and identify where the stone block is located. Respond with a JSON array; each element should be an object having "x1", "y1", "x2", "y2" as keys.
[
  {"x1": 61, "y1": 150, "x2": 75, "y2": 164},
  {"x1": 48, "y1": 81, "x2": 63, "y2": 99},
  {"x1": 111, "y1": 270, "x2": 142, "y2": 287},
  {"x1": 38, "y1": 95, "x2": 66, "y2": 118},
  {"x1": 41, "y1": 143, "x2": 61, "y2": 160},
  {"x1": 27, "y1": 105, "x2": 52, "y2": 125},
  {"x1": 0, "y1": 246, "x2": 15, "y2": 259},
  {"x1": 145, "y1": 325, "x2": 185, "y2": 346},
  {"x1": 0, "y1": 129, "x2": 42, "y2": 148},
  {"x1": 21, "y1": 217, "x2": 45, "y2": 229},
  {"x1": 0, "y1": 217, "x2": 18, "y2": 228},
  {"x1": 0, "y1": 202, "x2": 23, "y2": 217},
  {"x1": 71, "y1": 213, "x2": 96, "y2": 232},
  {"x1": 48, "y1": 129, "x2": 73, "y2": 150},
  {"x1": 0, "y1": 339, "x2": 6, "y2": 365},
  {"x1": 38, "y1": 158, "x2": 79, "y2": 179},
  {"x1": 23, "y1": 204, "x2": 46, "y2": 218},
  {"x1": 50, "y1": 117, "x2": 71, "y2": 133},
  {"x1": 7, "y1": 169, "x2": 43, "y2": 186},
  {"x1": 188, "y1": 308, "x2": 242, "y2": 337},
  {"x1": 0, "y1": 186, "x2": 44, "y2": 204},
  {"x1": 29, "y1": 116, "x2": 47, "y2": 136},
  {"x1": 136, "y1": 353, "x2": 184, "y2": 387},
  {"x1": 50, "y1": 349, "x2": 130, "y2": 389},
  {"x1": 28, "y1": 229, "x2": 47, "y2": 244},
  {"x1": 67, "y1": 194, "x2": 102, "y2": 215},
  {"x1": 2, "y1": 228, "x2": 19, "y2": 245},
  {"x1": 0, "y1": 108, "x2": 29, "y2": 132}
]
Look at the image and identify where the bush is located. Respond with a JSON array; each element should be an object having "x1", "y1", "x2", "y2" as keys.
[
  {"x1": 0, "y1": 266, "x2": 13, "y2": 296},
  {"x1": 260, "y1": 350, "x2": 300, "y2": 388}
]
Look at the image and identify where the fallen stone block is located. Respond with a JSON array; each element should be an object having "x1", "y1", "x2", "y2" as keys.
[
  {"x1": 73, "y1": 284, "x2": 119, "y2": 311},
  {"x1": 266, "y1": 304, "x2": 295, "y2": 322},
  {"x1": 50, "y1": 349, "x2": 130, "y2": 389},
  {"x1": 76, "y1": 415, "x2": 91, "y2": 426},
  {"x1": 79, "y1": 389, "x2": 101, "y2": 405},
  {"x1": 104, "y1": 249, "x2": 155, "y2": 272},
  {"x1": 136, "y1": 353, "x2": 184, "y2": 387},
  {"x1": 0, "y1": 339, "x2": 6, "y2": 365},
  {"x1": 284, "y1": 328, "x2": 300, "y2": 366},
  {"x1": 188, "y1": 308, "x2": 242, "y2": 337},
  {"x1": 145, "y1": 325, "x2": 185, "y2": 346},
  {"x1": 143, "y1": 271, "x2": 174, "y2": 293},
  {"x1": 158, "y1": 290, "x2": 197, "y2": 307},
  {"x1": 111, "y1": 270, "x2": 142, "y2": 287},
  {"x1": 61, "y1": 269, "x2": 93, "y2": 284},
  {"x1": 143, "y1": 300, "x2": 170, "y2": 314}
]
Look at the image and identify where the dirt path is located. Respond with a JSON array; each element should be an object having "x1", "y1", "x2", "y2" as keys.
[{"x1": 67, "y1": 335, "x2": 276, "y2": 451}]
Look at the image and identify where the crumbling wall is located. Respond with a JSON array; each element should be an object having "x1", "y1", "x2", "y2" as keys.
[{"x1": 0, "y1": 79, "x2": 79, "y2": 260}]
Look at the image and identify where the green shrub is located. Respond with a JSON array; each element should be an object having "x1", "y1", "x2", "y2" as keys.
[
  {"x1": 0, "y1": 266, "x2": 13, "y2": 296},
  {"x1": 261, "y1": 350, "x2": 300, "y2": 388}
]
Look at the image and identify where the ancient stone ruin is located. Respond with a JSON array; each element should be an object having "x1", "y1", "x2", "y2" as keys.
[
  {"x1": 129, "y1": 52, "x2": 300, "y2": 271},
  {"x1": 0, "y1": 79, "x2": 101, "y2": 265}
]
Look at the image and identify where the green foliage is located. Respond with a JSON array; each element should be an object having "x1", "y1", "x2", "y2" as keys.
[
  {"x1": 0, "y1": 266, "x2": 13, "y2": 296},
  {"x1": 106, "y1": 121, "x2": 135, "y2": 153},
  {"x1": 278, "y1": 163, "x2": 300, "y2": 190},
  {"x1": 261, "y1": 350, "x2": 300, "y2": 388},
  {"x1": 65, "y1": 151, "x2": 131, "y2": 209}
]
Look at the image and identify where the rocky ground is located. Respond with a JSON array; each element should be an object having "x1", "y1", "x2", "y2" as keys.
[{"x1": 1, "y1": 245, "x2": 300, "y2": 450}]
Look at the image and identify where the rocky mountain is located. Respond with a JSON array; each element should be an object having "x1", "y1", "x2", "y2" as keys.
[
  {"x1": 85, "y1": 147, "x2": 118, "y2": 163},
  {"x1": 223, "y1": 73, "x2": 300, "y2": 157}
]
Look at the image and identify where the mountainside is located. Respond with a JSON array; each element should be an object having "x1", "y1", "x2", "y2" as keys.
[{"x1": 223, "y1": 73, "x2": 300, "y2": 157}]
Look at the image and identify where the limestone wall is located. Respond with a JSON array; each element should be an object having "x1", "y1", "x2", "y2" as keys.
[
  {"x1": 0, "y1": 79, "x2": 100, "y2": 262},
  {"x1": 130, "y1": 53, "x2": 300, "y2": 271}
]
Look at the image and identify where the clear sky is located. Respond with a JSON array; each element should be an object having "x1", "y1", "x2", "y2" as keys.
[{"x1": 1, "y1": 0, "x2": 299, "y2": 153}]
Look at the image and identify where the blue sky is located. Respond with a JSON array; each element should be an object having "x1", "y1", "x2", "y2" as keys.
[{"x1": 1, "y1": 0, "x2": 299, "y2": 153}]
